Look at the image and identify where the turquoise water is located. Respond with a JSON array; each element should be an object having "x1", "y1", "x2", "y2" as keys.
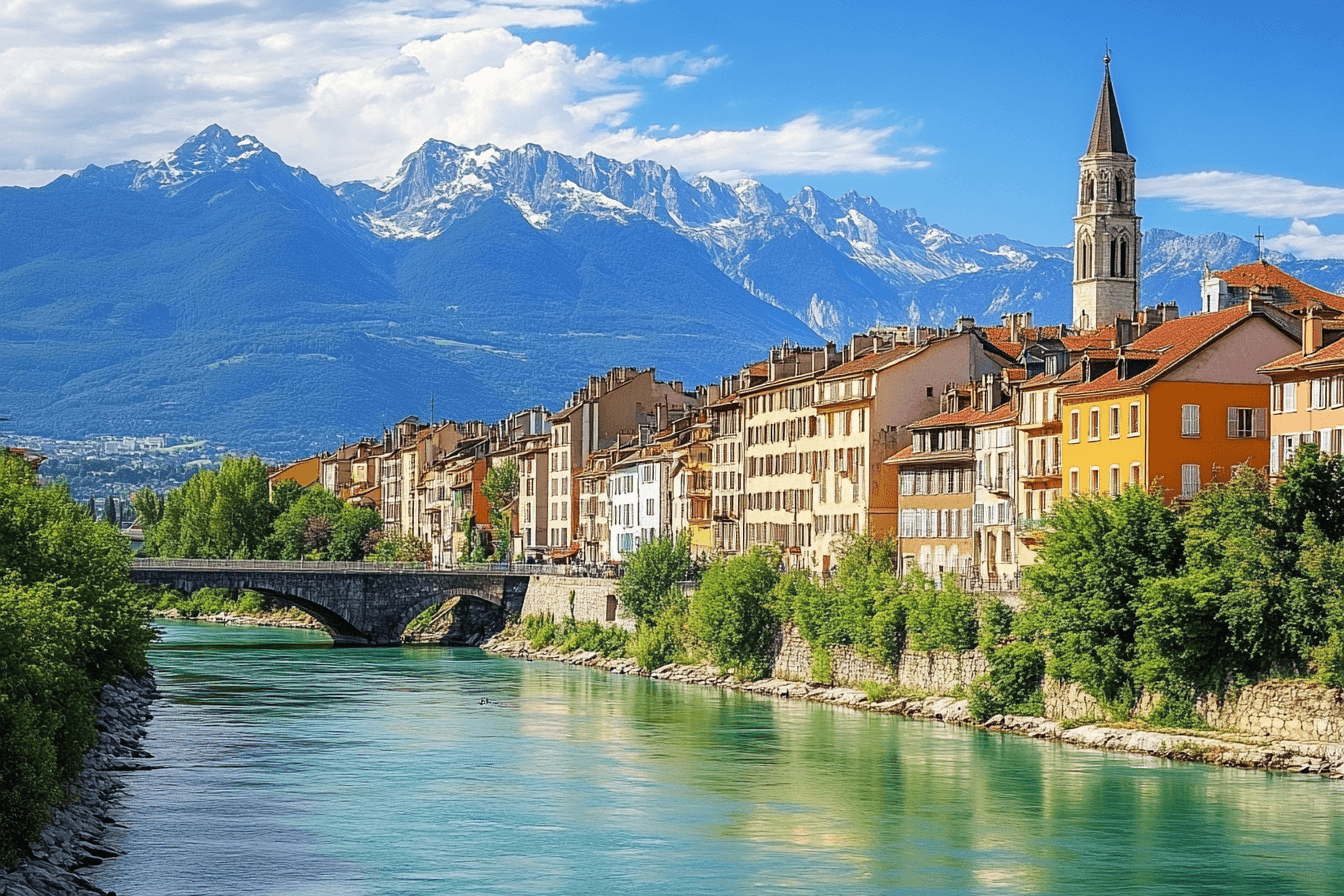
[{"x1": 89, "y1": 621, "x2": 1344, "y2": 895}]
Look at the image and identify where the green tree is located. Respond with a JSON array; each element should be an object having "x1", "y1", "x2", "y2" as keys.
[
  {"x1": 1023, "y1": 486, "x2": 1182, "y2": 707},
  {"x1": 269, "y1": 478, "x2": 305, "y2": 516},
  {"x1": 271, "y1": 487, "x2": 344, "y2": 560},
  {"x1": 688, "y1": 548, "x2": 781, "y2": 679},
  {"x1": 146, "y1": 456, "x2": 277, "y2": 559},
  {"x1": 0, "y1": 452, "x2": 153, "y2": 865},
  {"x1": 367, "y1": 530, "x2": 431, "y2": 563},
  {"x1": 617, "y1": 531, "x2": 692, "y2": 625},
  {"x1": 104, "y1": 495, "x2": 118, "y2": 527},
  {"x1": 481, "y1": 459, "x2": 519, "y2": 560},
  {"x1": 329, "y1": 506, "x2": 383, "y2": 561},
  {"x1": 130, "y1": 487, "x2": 163, "y2": 529}
]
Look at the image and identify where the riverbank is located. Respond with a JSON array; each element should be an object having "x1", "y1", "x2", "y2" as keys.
[
  {"x1": 152, "y1": 607, "x2": 323, "y2": 630},
  {"x1": 0, "y1": 676, "x2": 158, "y2": 896},
  {"x1": 483, "y1": 633, "x2": 1344, "y2": 780}
]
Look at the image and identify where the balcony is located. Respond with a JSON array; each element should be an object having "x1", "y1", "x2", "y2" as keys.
[{"x1": 1020, "y1": 461, "x2": 1062, "y2": 483}]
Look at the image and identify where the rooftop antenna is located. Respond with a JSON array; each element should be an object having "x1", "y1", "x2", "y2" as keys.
[{"x1": 1255, "y1": 227, "x2": 1265, "y2": 262}]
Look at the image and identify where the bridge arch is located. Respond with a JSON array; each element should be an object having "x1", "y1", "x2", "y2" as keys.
[{"x1": 395, "y1": 590, "x2": 502, "y2": 645}]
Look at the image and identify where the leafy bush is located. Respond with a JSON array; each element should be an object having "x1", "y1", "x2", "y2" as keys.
[
  {"x1": 905, "y1": 574, "x2": 978, "y2": 652},
  {"x1": 522, "y1": 613, "x2": 559, "y2": 650},
  {"x1": 1024, "y1": 486, "x2": 1182, "y2": 706},
  {"x1": 968, "y1": 642, "x2": 1046, "y2": 722},
  {"x1": 617, "y1": 532, "x2": 692, "y2": 625},
  {"x1": 977, "y1": 597, "x2": 1015, "y2": 653},
  {"x1": 688, "y1": 549, "x2": 781, "y2": 680},
  {"x1": 1146, "y1": 694, "x2": 1208, "y2": 730},
  {"x1": 558, "y1": 620, "x2": 631, "y2": 657},
  {"x1": 0, "y1": 452, "x2": 153, "y2": 866},
  {"x1": 809, "y1": 644, "x2": 834, "y2": 685},
  {"x1": 631, "y1": 601, "x2": 689, "y2": 672}
]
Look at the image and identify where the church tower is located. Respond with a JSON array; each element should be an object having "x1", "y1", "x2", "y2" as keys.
[{"x1": 1073, "y1": 53, "x2": 1140, "y2": 331}]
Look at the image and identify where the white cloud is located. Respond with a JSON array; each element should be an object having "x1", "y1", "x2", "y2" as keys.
[
  {"x1": 0, "y1": 1, "x2": 927, "y2": 186},
  {"x1": 1265, "y1": 219, "x2": 1344, "y2": 260},
  {"x1": 1138, "y1": 171, "x2": 1344, "y2": 219}
]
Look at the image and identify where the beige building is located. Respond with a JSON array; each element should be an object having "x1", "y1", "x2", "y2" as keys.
[
  {"x1": 1260, "y1": 313, "x2": 1344, "y2": 477},
  {"x1": 548, "y1": 368, "x2": 697, "y2": 558},
  {"x1": 740, "y1": 344, "x2": 837, "y2": 570},
  {"x1": 810, "y1": 330, "x2": 1014, "y2": 574}
]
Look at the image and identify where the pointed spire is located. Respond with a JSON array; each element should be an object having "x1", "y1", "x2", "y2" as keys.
[{"x1": 1086, "y1": 52, "x2": 1128, "y2": 155}]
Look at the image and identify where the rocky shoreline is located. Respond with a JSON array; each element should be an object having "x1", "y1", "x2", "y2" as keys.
[
  {"x1": 0, "y1": 676, "x2": 159, "y2": 896},
  {"x1": 152, "y1": 608, "x2": 323, "y2": 630},
  {"x1": 483, "y1": 634, "x2": 1344, "y2": 779}
]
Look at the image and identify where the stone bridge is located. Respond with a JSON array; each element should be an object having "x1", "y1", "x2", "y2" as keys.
[{"x1": 131, "y1": 559, "x2": 530, "y2": 646}]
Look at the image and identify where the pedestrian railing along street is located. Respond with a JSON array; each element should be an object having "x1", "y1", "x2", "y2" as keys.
[{"x1": 131, "y1": 558, "x2": 623, "y2": 577}]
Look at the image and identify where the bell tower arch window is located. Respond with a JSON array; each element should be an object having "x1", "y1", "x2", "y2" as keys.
[{"x1": 1119, "y1": 238, "x2": 1129, "y2": 277}]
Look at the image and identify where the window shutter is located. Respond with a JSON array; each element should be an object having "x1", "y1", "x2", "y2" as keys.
[
  {"x1": 1227, "y1": 406, "x2": 1238, "y2": 439},
  {"x1": 1253, "y1": 408, "x2": 1267, "y2": 439}
]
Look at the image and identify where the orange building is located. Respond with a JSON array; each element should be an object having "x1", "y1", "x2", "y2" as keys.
[
  {"x1": 1258, "y1": 313, "x2": 1344, "y2": 477},
  {"x1": 1058, "y1": 303, "x2": 1298, "y2": 503},
  {"x1": 268, "y1": 454, "x2": 323, "y2": 496}
]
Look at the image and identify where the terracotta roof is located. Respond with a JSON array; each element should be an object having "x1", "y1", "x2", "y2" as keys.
[
  {"x1": 909, "y1": 401, "x2": 1015, "y2": 430},
  {"x1": 1005, "y1": 368, "x2": 1028, "y2": 382},
  {"x1": 1060, "y1": 327, "x2": 1116, "y2": 352},
  {"x1": 1212, "y1": 261, "x2": 1344, "y2": 313},
  {"x1": 1019, "y1": 364, "x2": 1084, "y2": 390},
  {"x1": 1060, "y1": 306, "x2": 1282, "y2": 398},
  {"x1": 819, "y1": 343, "x2": 924, "y2": 378},
  {"x1": 1087, "y1": 61, "x2": 1128, "y2": 155},
  {"x1": 1260, "y1": 335, "x2": 1344, "y2": 373},
  {"x1": 886, "y1": 444, "x2": 916, "y2": 462}
]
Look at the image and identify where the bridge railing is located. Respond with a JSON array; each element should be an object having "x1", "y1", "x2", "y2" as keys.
[{"x1": 131, "y1": 558, "x2": 626, "y2": 578}]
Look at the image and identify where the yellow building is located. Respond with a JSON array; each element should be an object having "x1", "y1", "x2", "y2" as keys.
[{"x1": 1058, "y1": 304, "x2": 1298, "y2": 503}]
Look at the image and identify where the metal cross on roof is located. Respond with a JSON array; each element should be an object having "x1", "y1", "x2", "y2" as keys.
[{"x1": 1255, "y1": 227, "x2": 1265, "y2": 261}]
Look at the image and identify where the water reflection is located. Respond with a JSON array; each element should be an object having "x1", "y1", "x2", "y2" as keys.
[{"x1": 89, "y1": 621, "x2": 1344, "y2": 896}]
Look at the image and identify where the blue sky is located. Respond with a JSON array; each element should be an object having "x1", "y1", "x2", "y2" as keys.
[{"x1": 3, "y1": 0, "x2": 1342, "y2": 254}]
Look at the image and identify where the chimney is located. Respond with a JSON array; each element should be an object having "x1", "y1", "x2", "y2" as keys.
[
  {"x1": 1114, "y1": 317, "x2": 1134, "y2": 348},
  {"x1": 1305, "y1": 311, "x2": 1325, "y2": 356}
]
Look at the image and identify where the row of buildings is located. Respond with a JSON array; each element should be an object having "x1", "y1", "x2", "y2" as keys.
[{"x1": 270, "y1": 59, "x2": 1344, "y2": 587}]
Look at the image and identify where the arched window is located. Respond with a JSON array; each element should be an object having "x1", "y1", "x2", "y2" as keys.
[
  {"x1": 1119, "y1": 238, "x2": 1129, "y2": 277},
  {"x1": 1115, "y1": 177, "x2": 1125, "y2": 202},
  {"x1": 1079, "y1": 233, "x2": 1091, "y2": 279},
  {"x1": 1085, "y1": 177, "x2": 1095, "y2": 202},
  {"x1": 1110, "y1": 238, "x2": 1118, "y2": 277}
]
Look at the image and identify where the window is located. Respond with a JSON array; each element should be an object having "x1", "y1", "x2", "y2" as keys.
[
  {"x1": 1070, "y1": 468, "x2": 1079, "y2": 495},
  {"x1": 926, "y1": 386, "x2": 934, "y2": 398},
  {"x1": 1181, "y1": 404, "x2": 1201, "y2": 437},
  {"x1": 1313, "y1": 378, "x2": 1329, "y2": 410},
  {"x1": 1089, "y1": 467, "x2": 1100, "y2": 494},
  {"x1": 1109, "y1": 465, "x2": 1121, "y2": 496},
  {"x1": 1130, "y1": 462, "x2": 1141, "y2": 486},
  {"x1": 1069, "y1": 410, "x2": 1080, "y2": 443},
  {"x1": 1129, "y1": 403, "x2": 1140, "y2": 436},
  {"x1": 1181, "y1": 464, "x2": 1201, "y2": 499},
  {"x1": 1228, "y1": 407, "x2": 1266, "y2": 439},
  {"x1": 1333, "y1": 376, "x2": 1344, "y2": 409},
  {"x1": 1284, "y1": 382, "x2": 1298, "y2": 413},
  {"x1": 1089, "y1": 408, "x2": 1100, "y2": 440},
  {"x1": 1109, "y1": 405, "x2": 1120, "y2": 438}
]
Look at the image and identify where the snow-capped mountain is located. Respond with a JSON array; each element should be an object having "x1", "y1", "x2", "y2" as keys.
[
  {"x1": 5, "y1": 125, "x2": 1344, "y2": 454},
  {"x1": 336, "y1": 139, "x2": 1072, "y2": 339}
]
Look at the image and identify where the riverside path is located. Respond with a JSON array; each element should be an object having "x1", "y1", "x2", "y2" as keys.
[{"x1": 130, "y1": 559, "x2": 532, "y2": 645}]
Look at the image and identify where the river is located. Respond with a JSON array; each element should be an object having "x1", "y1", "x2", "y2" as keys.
[{"x1": 87, "y1": 620, "x2": 1344, "y2": 895}]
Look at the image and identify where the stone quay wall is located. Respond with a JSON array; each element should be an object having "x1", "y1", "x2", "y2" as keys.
[
  {"x1": 769, "y1": 625, "x2": 987, "y2": 693},
  {"x1": 519, "y1": 575, "x2": 637, "y2": 632}
]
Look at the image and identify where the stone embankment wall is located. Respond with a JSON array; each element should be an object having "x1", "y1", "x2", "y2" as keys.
[
  {"x1": 1045, "y1": 674, "x2": 1344, "y2": 743},
  {"x1": 520, "y1": 576, "x2": 636, "y2": 632},
  {"x1": 769, "y1": 625, "x2": 987, "y2": 693},
  {"x1": 1199, "y1": 681, "x2": 1344, "y2": 742},
  {"x1": 1, "y1": 676, "x2": 158, "y2": 896}
]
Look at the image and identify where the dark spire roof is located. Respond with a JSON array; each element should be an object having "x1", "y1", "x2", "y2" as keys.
[{"x1": 1086, "y1": 56, "x2": 1128, "y2": 155}]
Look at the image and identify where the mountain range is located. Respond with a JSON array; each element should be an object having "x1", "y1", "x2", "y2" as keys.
[{"x1": 3, "y1": 125, "x2": 1343, "y2": 456}]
